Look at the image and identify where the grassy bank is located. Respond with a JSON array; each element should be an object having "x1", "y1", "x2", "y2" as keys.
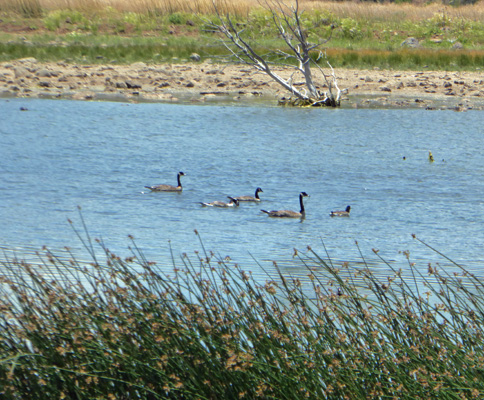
[
  {"x1": 1, "y1": 230, "x2": 484, "y2": 399},
  {"x1": 1, "y1": 1, "x2": 484, "y2": 69}
]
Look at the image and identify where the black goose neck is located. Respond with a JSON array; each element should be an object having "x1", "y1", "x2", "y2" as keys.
[{"x1": 299, "y1": 193, "x2": 305, "y2": 213}]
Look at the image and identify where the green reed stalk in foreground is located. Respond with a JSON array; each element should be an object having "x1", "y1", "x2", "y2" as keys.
[{"x1": 1, "y1": 230, "x2": 484, "y2": 399}]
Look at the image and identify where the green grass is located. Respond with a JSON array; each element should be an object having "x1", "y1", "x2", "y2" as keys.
[
  {"x1": 2, "y1": 30, "x2": 484, "y2": 71},
  {"x1": 324, "y1": 48, "x2": 484, "y2": 70},
  {"x1": 0, "y1": 34, "x2": 216, "y2": 64},
  {"x1": 1, "y1": 220, "x2": 484, "y2": 399}
]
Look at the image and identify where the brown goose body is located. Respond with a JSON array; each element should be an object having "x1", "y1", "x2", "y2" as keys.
[
  {"x1": 231, "y1": 187, "x2": 263, "y2": 202},
  {"x1": 261, "y1": 192, "x2": 309, "y2": 218},
  {"x1": 200, "y1": 197, "x2": 239, "y2": 208},
  {"x1": 330, "y1": 205, "x2": 351, "y2": 217},
  {"x1": 145, "y1": 171, "x2": 185, "y2": 192}
]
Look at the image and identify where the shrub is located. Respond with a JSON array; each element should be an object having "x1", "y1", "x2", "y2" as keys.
[
  {"x1": 168, "y1": 12, "x2": 184, "y2": 25},
  {"x1": 339, "y1": 17, "x2": 362, "y2": 40},
  {"x1": 43, "y1": 10, "x2": 87, "y2": 31}
]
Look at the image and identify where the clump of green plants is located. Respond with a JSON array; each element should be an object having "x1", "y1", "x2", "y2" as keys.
[
  {"x1": 1, "y1": 223, "x2": 484, "y2": 399},
  {"x1": 168, "y1": 12, "x2": 184, "y2": 25},
  {"x1": 338, "y1": 17, "x2": 362, "y2": 39},
  {"x1": 43, "y1": 9, "x2": 89, "y2": 31}
]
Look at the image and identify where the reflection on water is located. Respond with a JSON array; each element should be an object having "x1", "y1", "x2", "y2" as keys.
[{"x1": 1, "y1": 98, "x2": 484, "y2": 288}]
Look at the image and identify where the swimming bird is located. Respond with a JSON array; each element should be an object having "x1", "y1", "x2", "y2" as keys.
[
  {"x1": 330, "y1": 205, "x2": 351, "y2": 217},
  {"x1": 261, "y1": 192, "x2": 309, "y2": 218},
  {"x1": 145, "y1": 171, "x2": 185, "y2": 192},
  {"x1": 429, "y1": 151, "x2": 434, "y2": 162},
  {"x1": 200, "y1": 197, "x2": 239, "y2": 207},
  {"x1": 230, "y1": 187, "x2": 263, "y2": 202}
]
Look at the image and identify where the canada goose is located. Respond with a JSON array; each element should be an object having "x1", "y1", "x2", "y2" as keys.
[
  {"x1": 230, "y1": 187, "x2": 263, "y2": 202},
  {"x1": 261, "y1": 192, "x2": 309, "y2": 218},
  {"x1": 145, "y1": 171, "x2": 185, "y2": 192},
  {"x1": 330, "y1": 205, "x2": 351, "y2": 217},
  {"x1": 200, "y1": 197, "x2": 239, "y2": 208}
]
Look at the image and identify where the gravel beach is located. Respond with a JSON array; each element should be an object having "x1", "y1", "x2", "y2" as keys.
[{"x1": 2, "y1": 57, "x2": 484, "y2": 109}]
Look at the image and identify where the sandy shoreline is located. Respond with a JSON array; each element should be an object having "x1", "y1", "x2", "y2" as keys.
[{"x1": 2, "y1": 57, "x2": 484, "y2": 109}]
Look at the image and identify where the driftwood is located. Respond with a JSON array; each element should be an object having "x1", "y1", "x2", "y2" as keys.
[{"x1": 208, "y1": 0, "x2": 347, "y2": 107}]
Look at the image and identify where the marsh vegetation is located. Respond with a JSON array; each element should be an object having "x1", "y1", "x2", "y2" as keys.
[
  {"x1": 1, "y1": 0, "x2": 484, "y2": 69},
  {"x1": 1, "y1": 229, "x2": 484, "y2": 399}
]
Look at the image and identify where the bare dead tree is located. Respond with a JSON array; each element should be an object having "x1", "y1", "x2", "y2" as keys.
[{"x1": 207, "y1": 0, "x2": 346, "y2": 107}]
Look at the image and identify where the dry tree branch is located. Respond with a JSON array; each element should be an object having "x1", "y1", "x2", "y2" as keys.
[{"x1": 208, "y1": 0, "x2": 346, "y2": 106}]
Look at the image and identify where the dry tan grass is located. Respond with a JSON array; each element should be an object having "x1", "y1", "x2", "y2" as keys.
[
  {"x1": 33, "y1": 0, "x2": 263, "y2": 14},
  {"x1": 304, "y1": 1, "x2": 484, "y2": 22},
  {"x1": 2, "y1": 0, "x2": 484, "y2": 21},
  {"x1": 98, "y1": 0, "x2": 258, "y2": 15}
]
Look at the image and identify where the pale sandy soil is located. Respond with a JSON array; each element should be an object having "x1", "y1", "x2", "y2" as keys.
[{"x1": 2, "y1": 57, "x2": 484, "y2": 109}]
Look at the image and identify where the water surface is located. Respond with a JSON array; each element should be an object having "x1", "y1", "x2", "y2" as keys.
[{"x1": 1, "y1": 98, "x2": 483, "y2": 284}]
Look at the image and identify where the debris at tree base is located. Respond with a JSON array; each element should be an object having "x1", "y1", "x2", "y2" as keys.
[{"x1": 278, "y1": 96, "x2": 340, "y2": 107}]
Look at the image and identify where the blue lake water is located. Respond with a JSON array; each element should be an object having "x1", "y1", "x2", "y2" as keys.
[{"x1": 1, "y1": 97, "x2": 484, "y2": 285}]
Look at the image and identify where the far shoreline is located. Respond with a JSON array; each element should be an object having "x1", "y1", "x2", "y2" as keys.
[{"x1": 2, "y1": 58, "x2": 484, "y2": 110}]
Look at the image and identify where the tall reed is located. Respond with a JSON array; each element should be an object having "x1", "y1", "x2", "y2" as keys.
[
  {"x1": 2, "y1": 0, "x2": 43, "y2": 17},
  {"x1": 1, "y1": 230, "x2": 484, "y2": 399}
]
